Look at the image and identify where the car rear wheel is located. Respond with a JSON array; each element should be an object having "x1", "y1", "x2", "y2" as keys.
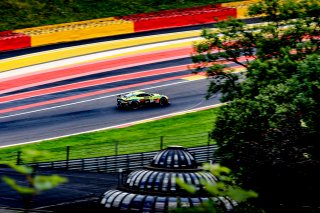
[
  {"x1": 159, "y1": 97, "x2": 169, "y2": 106},
  {"x1": 117, "y1": 104, "x2": 125, "y2": 109},
  {"x1": 130, "y1": 101, "x2": 140, "y2": 110}
]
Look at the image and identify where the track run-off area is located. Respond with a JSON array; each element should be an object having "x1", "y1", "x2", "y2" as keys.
[{"x1": 0, "y1": 27, "x2": 247, "y2": 148}]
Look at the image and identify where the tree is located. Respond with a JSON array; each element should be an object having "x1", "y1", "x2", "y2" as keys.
[
  {"x1": 175, "y1": 164, "x2": 259, "y2": 213},
  {"x1": 191, "y1": 0, "x2": 320, "y2": 211}
]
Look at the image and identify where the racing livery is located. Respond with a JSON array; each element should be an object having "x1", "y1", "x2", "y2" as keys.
[{"x1": 117, "y1": 90, "x2": 169, "y2": 109}]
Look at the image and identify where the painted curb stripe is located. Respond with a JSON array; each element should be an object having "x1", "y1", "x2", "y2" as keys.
[
  {"x1": 0, "y1": 30, "x2": 202, "y2": 72},
  {"x1": 0, "y1": 46, "x2": 192, "y2": 83},
  {"x1": 0, "y1": 59, "x2": 249, "y2": 104},
  {"x1": 0, "y1": 47, "x2": 193, "y2": 93},
  {"x1": 0, "y1": 65, "x2": 190, "y2": 103},
  {"x1": 0, "y1": 74, "x2": 199, "y2": 114},
  {"x1": 182, "y1": 75, "x2": 206, "y2": 81},
  {"x1": 0, "y1": 63, "x2": 246, "y2": 114}
]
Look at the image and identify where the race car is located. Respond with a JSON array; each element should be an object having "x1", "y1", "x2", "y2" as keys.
[{"x1": 117, "y1": 90, "x2": 170, "y2": 109}]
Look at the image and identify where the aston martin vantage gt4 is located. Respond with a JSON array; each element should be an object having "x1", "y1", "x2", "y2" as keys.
[{"x1": 117, "y1": 91, "x2": 170, "y2": 109}]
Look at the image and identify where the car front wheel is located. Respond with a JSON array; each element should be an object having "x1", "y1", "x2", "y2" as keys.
[
  {"x1": 159, "y1": 97, "x2": 169, "y2": 106},
  {"x1": 130, "y1": 101, "x2": 140, "y2": 110}
]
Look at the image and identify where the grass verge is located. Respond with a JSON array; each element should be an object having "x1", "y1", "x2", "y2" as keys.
[{"x1": 0, "y1": 107, "x2": 220, "y2": 163}]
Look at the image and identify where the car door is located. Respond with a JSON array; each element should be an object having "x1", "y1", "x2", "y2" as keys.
[
  {"x1": 142, "y1": 93, "x2": 151, "y2": 104},
  {"x1": 137, "y1": 93, "x2": 150, "y2": 104}
]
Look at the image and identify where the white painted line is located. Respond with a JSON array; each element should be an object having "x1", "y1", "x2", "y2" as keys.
[
  {"x1": 0, "y1": 69, "x2": 245, "y2": 119},
  {"x1": 0, "y1": 79, "x2": 195, "y2": 119},
  {"x1": 0, "y1": 59, "x2": 189, "y2": 95},
  {"x1": 0, "y1": 37, "x2": 201, "y2": 79},
  {"x1": 0, "y1": 103, "x2": 225, "y2": 149},
  {"x1": 2, "y1": 30, "x2": 202, "y2": 62}
]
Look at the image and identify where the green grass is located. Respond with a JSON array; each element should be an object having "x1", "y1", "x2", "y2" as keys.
[{"x1": 0, "y1": 107, "x2": 220, "y2": 163}]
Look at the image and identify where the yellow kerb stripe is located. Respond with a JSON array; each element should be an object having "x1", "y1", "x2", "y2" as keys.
[
  {"x1": 0, "y1": 30, "x2": 201, "y2": 73},
  {"x1": 182, "y1": 75, "x2": 206, "y2": 81}
]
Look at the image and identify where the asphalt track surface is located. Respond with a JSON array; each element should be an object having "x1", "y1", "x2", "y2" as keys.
[
  {"x1": 0, "y1": 77, "x2": 220, "y2": 147},
  {"x1": 0, "y1": 24, "x2": 250, "y2": 148}
]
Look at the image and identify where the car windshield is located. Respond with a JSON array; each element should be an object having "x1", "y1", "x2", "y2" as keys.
[{"x1": 124, "y1": 93, "x2": 138, "y2": 98}]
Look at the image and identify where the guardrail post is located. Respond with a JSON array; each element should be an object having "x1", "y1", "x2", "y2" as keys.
[
  {"x1": 16, "y1": 151, "x2": 22, "y2": 165},
  {"x1": 105, "y1": 156, "x2": 108, "y2": 173},
  {"x1": 115, "y1": 141, "x2": 119, "y2": 171},
  {"x1": 96, "y1": 158, "x2": 100, "y2": 172},
  {"x1": 115, "y1": 141, "x2": 119, "y2": 156},
  {"x1": 66, "y1": 146, "x2": 70, "y2": 169},
  {"x1": 126, "y1": 154, "x2": 129, "y2": 171},
  {"x1": 81, "y1": 159, "x2": 85, "y2": 171},
  {"x1": 207, "y1": 132, "x2": 211, "y2": 161},
  {"x1": 160, "y1": 136, "x2": 164, "y2": 150},
  {"x1": 140, "y1": 152, "x2": 144, "y2": 166},
  {"x1": 118, "y1": 168, "x2": 123, "y2": 186}
]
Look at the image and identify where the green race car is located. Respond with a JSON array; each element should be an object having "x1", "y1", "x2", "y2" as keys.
[{"x1": 117, "y1": 90, "x2": 170, "y2": 109}]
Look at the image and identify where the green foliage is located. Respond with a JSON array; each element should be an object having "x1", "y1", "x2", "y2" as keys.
[
  {"x1": 20, "y1": 149, "x2": 52, "y2": 163},
  {"x1": 2, "y1": 149, "x2": 68, "y2": 210},
  {"x1": 6, "y1": 163, "x2": 33, "y2": 175},
  {"x1": 2, "y1": 174, "x2": 66, "y2": 195},
  {"x1": 199, "y1": 164, "x2": 258, "y2": 203},
  {"x1": 2, "y1": 176, "x2": 36, "y2": 194},
  {"x1": 175, "y1": 164, "x2": 259, "y2": 213},
  {"x1": 176, "y1": 178, "x2": 197, "y2": 194},
  {"x1": 0, "y1": 0, "x2": 237, "y2": 31},
  {"x1": 192, "y1": 0, "x2": 320, "y2": 211},
  {"x1": 33, "y1": 175, "x2": 67, "y2": 191}
]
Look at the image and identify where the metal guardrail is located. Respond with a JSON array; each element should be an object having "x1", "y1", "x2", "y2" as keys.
[
  {"x1": 2, "y1": 132, "x2": 213, "y2": 165},
  {"x1": 31, "y1": 145, "x2": 218, "y2": 173}
]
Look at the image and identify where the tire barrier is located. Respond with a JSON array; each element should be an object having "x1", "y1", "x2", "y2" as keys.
[
  {"x1": 13, "y1": 18, "x2": 134, "y2": 47},
  {"x1": 118, "y1": 5, "x2": 236, "y2": 32},
  {"x1": 0, "y1": 30, "x2": 31, "y2": 52}
]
